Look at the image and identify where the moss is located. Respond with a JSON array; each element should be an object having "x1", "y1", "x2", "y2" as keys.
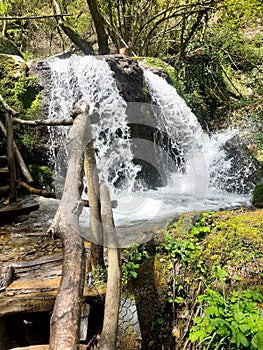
[
  {"x1": 133, "y1": 209, "x2": 263, "y2": 348},
  {"x1": 0, "y1": 36, "x2": 23, "y2": 57},
  {"x1": 136, "y1": 56, "x2": 182, "y2": 92},
  {"x1": 0, "y1": 54, "x2": 40, "y2": 119},
  {"x1": 252, "y1": 183, "x2": 263, "y2": 207},
  {"x1": 28, "y1": 164, "x2": 53, "y2": 191},
  {"x1": 13, "y1": 76, "x2": 41, "y2": 115}
]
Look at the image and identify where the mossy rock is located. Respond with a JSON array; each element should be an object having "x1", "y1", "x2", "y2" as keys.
[
  {"x1": 0, "y1": 54, "x2": 41, "y2": 117},
  {"x1": 0, "y1": 35, "x2": 23, "y2": 57},
  {"x1": 131, "y1": 209, "x2": 263, "y2": 348},
  {"x1": 252, "y1": 183, "x2": 263, "y2": 207}
]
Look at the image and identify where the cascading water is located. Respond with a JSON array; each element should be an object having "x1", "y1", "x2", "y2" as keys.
[
  {"x1": 47, "y1": 55, "x2": 140, "y2": 193},
  {"x1": 44, "y1": 54, "x2": 256, "y2": 245}
]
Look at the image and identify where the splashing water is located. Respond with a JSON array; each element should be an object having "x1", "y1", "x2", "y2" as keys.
[
  {"x1": 44, "y1": 55, "x2": 255, "y2": 245},
  {"x1": 47, "y1": 55, "x2": 140, "y2": 193}
]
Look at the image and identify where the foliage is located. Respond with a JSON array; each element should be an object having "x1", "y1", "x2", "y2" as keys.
[
  {"x1": 189, "y1": 286, "x2": 263, "y2": 349},
  {"x1": 252, "y1": 184, "x2": 263, "y2": 206},
  {"x1": 28, "y1": 164, "x2": 53, "y2": 190},
  {"x1": 151, "y1": 210, "x2": 263, "y2": 349},
  {"x1": 122, "y1": 244, "x2": 149, "y2": 284}
]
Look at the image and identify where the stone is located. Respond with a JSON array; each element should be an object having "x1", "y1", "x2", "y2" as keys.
[{"x1": 0, "y1": 36, "x2": 23, "y2": 57}]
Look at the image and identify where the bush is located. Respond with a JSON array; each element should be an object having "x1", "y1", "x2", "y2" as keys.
[{"x1": 252, "y1": 184, "x2": 263, "y2": 206}]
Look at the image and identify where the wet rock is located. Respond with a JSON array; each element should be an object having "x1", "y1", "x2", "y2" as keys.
[
  {"x1": 0, "y1": 36, "x2": 23, "y2": 57},
  {"x1": 104, "y1": 55, "x2": 151, "y2": 103},
  {"x1": 211, "y1": 135, "x2": 263, "y2": 193}
]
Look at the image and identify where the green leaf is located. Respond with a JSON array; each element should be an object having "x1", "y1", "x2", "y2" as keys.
[
  {"x1": 130, "y1": 271, "x2": 137, "y2": 278},
  {"x1": 252, "y1": 331, "x2": 263, "y2": 349}
]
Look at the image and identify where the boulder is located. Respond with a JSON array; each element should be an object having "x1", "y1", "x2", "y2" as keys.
[{"x1": 0, "y1": 36, "x2": 23, "y2": 57}]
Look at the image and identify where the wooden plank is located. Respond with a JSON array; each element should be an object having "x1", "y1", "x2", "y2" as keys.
[
  {"x1": 0, "y1": 198, "x2": 39, "y2": 221},
  {"x1": 0, "y1": 167, "x2": 9, "y2": 174}
]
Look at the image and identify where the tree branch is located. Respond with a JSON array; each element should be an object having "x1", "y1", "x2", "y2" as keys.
[
  {"x1": 13, "y1": 116, "x2": 74, "y2": 126},
  {"x1": 0, "y1": 14, "x2": 72, "y2": 21}
]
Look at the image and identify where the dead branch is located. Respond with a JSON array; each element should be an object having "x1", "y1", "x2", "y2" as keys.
[
  {"x1": 13, "y1": 116, "x2": 74, "y2": 126},
  {"x1": 17, "y1": 181, "x2": 56, "y2": 198},
  {"x1": 0, "y1": 93, "x2": 19, "y2": 116},
  {"x1": 48, "y1": 103, "x2": 90, "y2": 350},
  {"x1": 83, "y1": 126, "x2": 104, "y2": 268},
  {"x1": 0, "y1": 14, "x2": 72, "y2": 21},
  {"x1": 99, "y1": 185, "x2": 121, "y2": 350}
]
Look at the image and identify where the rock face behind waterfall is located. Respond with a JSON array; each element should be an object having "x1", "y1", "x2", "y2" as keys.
[
  {"x1": 212, "y1": 135, "x2": 263, "y2": 193},
  {"x1": 104, "y1": 55, "x2": 151, "y2": 103}
]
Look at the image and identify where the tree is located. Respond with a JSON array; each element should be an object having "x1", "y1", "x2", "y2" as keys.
[{"x1": 86, "y1": 0, "x2": 109, "y2": 54}]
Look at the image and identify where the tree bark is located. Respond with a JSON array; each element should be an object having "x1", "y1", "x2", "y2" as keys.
[
  {"x1": 52, "y1": 0, "x2": 94, "y2": 55},
  {"x1": 83, "y1": 131, "x2": 104, "y2": 269},
  {"x1": 0, "y1": 94, "x2": 33, "y2": 184},
  {"x1": 13, "y1": 116, "x2": 74, "y2": 126},
  {"x1": 48, "y1": 104, "x2": 90, "y2": 350},
  {"x1": 17, "y1": 181, "x2": 56, "y2": 198},
  {"x1": 5, "y1": 112, "x2": 16, "y2": 203},
  {"x1": 99, "y1": 185, "x2": 121, "y2": 350},
  {"x1": 86, "y1": 0, "x2": 110, "y2": 54},
  {"x1": 0, "y1": 14, "x2": 71, "y2": 21}
]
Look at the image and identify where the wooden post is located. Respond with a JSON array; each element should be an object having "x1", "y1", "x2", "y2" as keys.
[
  {"x1": 0, "y1": 119, "x2": 33, "y2": 184},
  {"x1": 5, "y1": 112, "x2": 16, "y2": 203},
  {"x1": 83, "y1": 124, "x2": 104, "y2": 269},
  {"x1": 99, "y1": 185, "x2": 121, "y2": 350},
  {"x1": 48, "y1": 103, "x2": 90, "y2": 350}
]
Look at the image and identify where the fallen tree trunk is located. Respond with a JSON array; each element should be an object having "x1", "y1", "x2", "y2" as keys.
[
  {"x1": 48, "y1": 103, "x2": 90, "y2": 350},
  {"x1": 99, "y1": 185, "x2": 121, "y2": 350}
]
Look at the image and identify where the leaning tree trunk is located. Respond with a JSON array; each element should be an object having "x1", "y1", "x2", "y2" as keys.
[
  {"x1": 48, "y1": 103, "x2": 90, "y2": 350},
  {"x1": 99, "y1": 185, "x2": 121, "y2": 350},
  {"x1": 86, "y1": 0, "x2": 110, "y2": 54},
  {"x1": 84, "y1": 134, "x2": 104, "y2": 269}
]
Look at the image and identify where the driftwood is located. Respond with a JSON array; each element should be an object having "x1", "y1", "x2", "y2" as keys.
[
  {"x1": 48, "y1": 103, "x2": 90, "y2": 350},
  {"x1": 18, "y1": 181, "x2": 56, "y2": 198},
  {"x1": 0, "y1": 120, "x2": 33, "y2": 184},
  {"x1": 99, "y1": 185, "x2": 121, "y2": 350}
]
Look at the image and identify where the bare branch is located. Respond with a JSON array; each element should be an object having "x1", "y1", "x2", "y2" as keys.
[
  {"x1": 0, "y1": 14, "x2": 72, "y2": 21},
  {"x1": 13, "y1": 116, "x2": 74, "y2": 126},
  {"x1": 0, "y1": 94, "x2": 19, "y2": 116}
]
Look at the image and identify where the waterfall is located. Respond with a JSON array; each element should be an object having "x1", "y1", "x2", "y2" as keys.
[
  {"x1": 143, "y1": 69, "x2": 260, "y2": 195},
  {"x1": 47, "y1": 55, "x2": 140, "y2": 193},
  {"x1": 44, "y1": 54, "x2": 257, "y2": 242}
]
